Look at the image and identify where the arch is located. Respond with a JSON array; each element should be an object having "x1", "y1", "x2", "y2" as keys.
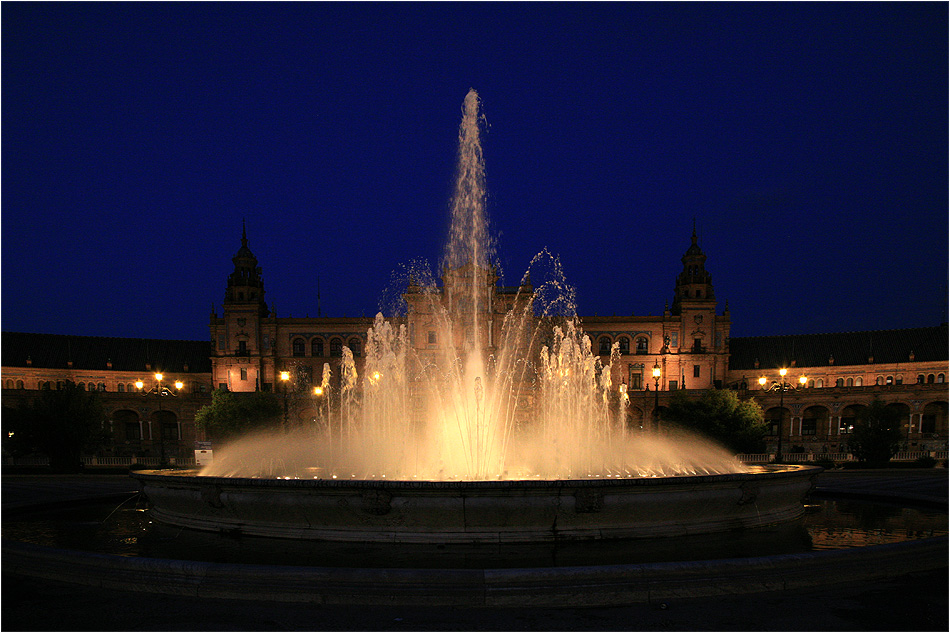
[
  {"x1": 618, "y1": 336, "x2": 630, "y2": 355},
  {"x1": 885, "y1": 402, "x2": 911, "y2": 436},
  {"x1": 598, "y1": 336, "x2": 611, "y2": 355},
  {"x1": 113, "y1": 409, "x2": 141, "y2": 442},
  {"x1": 927, "y1": 374, "x2": 935, "y2": 384},
  {"x1": 939, "y1": 374, "x2": 946, "y2": 384},
  {"x1": 151, "y1": 410, "x2": 180, "y2": 441},
  {"x1": 292, "y1": 338, "x2": 306, "y2": 357},
  {"x1": 846, "y1": 377, "x2": 853, "y2": 387},
  {"x1": 854, "y1": 376, "x2": 863, "y2": 387},
  {"x1": 917, "y1": 374, "x2": 925, "y2": 384},
  {"x1": 330, "y1": 338, "x2": 343, "y2": 357},
  {"x1": 635, "y1": 336, "x2": 649, "y2": 354},
  {"x1": 876, "y1": 376, "x2": 885, "y2": 386},
  {"x1": 16, "y1": 380, "x2": 24, "y2": 389},
  {"x1": 815, "y1": 378, "x2": 823, "y2": 388},
  {"x1": 920, "y1": 401, "x2": 947, "y2": 437},
  {"x1": 801, "y1": 405, "x2": 830, "y2": 438},
  {"x1": 3, "y1": 379, "x2": 12, "y2": 389},
  {"x1": 763, "y1": 406, "x2": 790, "y2": 437},
  {"x1": 835, "y1": 378, "x2": 844, "y2": 387},
  {"x1": 838, "y1": 404, "x2": 865, "y2": 435},
  {"x1": 296, "y1": 407, "x2": 317, "y2": 428},
  {"x1": 625, "y1": 406, "x2": 645, "y2": 430},
  {"x1": 117, "y1": 383, "x2": 125, "y2": 393},
  {"x1": 311, "y1": 337, "x2": 325, "y2": 357},
  {"x1": 348, "y1": 337, "x2": 362, "y2": 357}
]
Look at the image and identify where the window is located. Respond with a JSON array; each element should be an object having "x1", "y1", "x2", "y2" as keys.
[
  {"x1": 921, "y1": 415, "x2": 937, "y2": 434},
  {"x1": 349, "y1": 338, "x2": 361, "y2": 357},
  {"x1": 312, "y1": 338, "x2": 324, "y2": 357},
  {"x1": 629, "y1": 364, "x2": 643, "y2": 390},
  {"x1": 218, "y1": 383, "x2": 228, "y2": 390},
  {"x1": 693, "y1": 338, "x2": 703, "y2": 353},
  {"x1": 801, "y1": 418, "x2": 817, "y2": 435},
  {"x1": 876, "y1": 376, "x2": 884, "y2": 386},
  {"x1": 240, "y1": 368, "x2": 248, "y2": 381},
  {"x1": 618, "y1": 337, "x2": 630, "y2": 355},
  {"x1": 670, "y1": 332, "x2": 678, "y2": 348},
  {"x1": 330, "y1": 338, "x2": 343, "y2": 357},
  {"x1": 836, "y1": 378, "x2": 844, "y2": 387},
  {"x1": 427, "y1": 331, "x2": 437, "y2": 345},
  {"x1": 669, "y1": 380, "x2": 678, "y2": 390},
  {"x1": 927, "y1": 374, "x2": 935, "y2": 384},
  {"x1": 237, "y1": 340, "x2": 248, "y2": 355},
  {"x1": 636, "y1": 337, "x2": 648, "y2": 354},
  {"x1": 815, "y1": 379, "x2": 823, "y2": 388},
  {"x1": 855, "y1": 377, "x2": 863, "y2": 387},
  {"x1": 917, "y1": 375, "x2": 925, "y2": 384},
  {"x1": 16, "y1": 380, "x2": 24, "y2": 389},
  {"x1": 218, "y1": 335, "x2": 225, "y2": 350},
  {"x1": 3, "y1": 380, "x2": 11, "y2": 389},
  {"x1": 118, "y1": 383, "x2": 125, "y2": 392},
  {"x1": 939, "y1": 374, "x2": 946, "y2": 384},
  {"x1": 599, "y1": 337, "x2": 611, "y2": 355},
  {"x1": 693, "y1": 365, "x2": 700, "y2": 378},
  {"x1": 292, "y1": 338, "x2": 305, "y2": 357},
  {"x1": 886, "y1": 376, "x2": 893, "y2": 385}
]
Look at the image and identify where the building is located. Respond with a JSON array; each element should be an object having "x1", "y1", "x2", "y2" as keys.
[{"x1": 3, "y1": 227, "x2": 947, "y2": 463}]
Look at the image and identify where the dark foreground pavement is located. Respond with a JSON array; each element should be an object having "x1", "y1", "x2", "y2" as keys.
[{"x1": 2, "y1": 469, "x2": 947, "y2": 632}]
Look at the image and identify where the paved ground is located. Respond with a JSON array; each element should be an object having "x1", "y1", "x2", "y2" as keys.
[{"x1": 2, "y1": 468, "x2": 947, "y2": 631}]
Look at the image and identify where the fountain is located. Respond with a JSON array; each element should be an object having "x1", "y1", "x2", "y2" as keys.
[{"x1": 133, "y1": 89, "x2": 820, "y2": 543}]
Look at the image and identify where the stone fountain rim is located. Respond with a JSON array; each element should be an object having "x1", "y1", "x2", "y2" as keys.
[{"x1": 132, "y1": 464, "x2": 821, "y2": 489}]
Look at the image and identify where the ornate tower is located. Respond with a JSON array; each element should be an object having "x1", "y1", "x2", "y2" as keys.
[
  {"x1": 671, "y1": 225, "x2": 715, "y2": 316},
  {"x1": 210, "y1": 223, "x2": 271, "y2": 392},
  {"x1": 662, "y1": 226, "x2": 730, "y2": 390},
  {"x1": 224, "y1": 222, "x2": 268, "y2": 316}
]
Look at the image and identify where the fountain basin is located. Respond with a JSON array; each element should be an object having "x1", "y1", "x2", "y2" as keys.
[{"x1": 133, "y1": 465, "x2": 821, "y2": 543}]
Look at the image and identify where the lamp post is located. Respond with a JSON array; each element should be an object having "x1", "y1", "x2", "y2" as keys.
[
  {"x1": 652, "y1": 360, "x2": 661, "y2": 431},
  {"x1": 758, "y1": 368, "x2": 807, "y2": 463},
  {"x1": 279, "y1": 370, "x2": 291, "y2": 431},
  {"x1": 135, "y1": 372, "x2": 184, "y2": 467}
]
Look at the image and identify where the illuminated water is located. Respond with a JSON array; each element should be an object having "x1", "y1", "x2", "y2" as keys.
[{"x1": 202, "y1": 89, "x2": 745, "y2": 481}]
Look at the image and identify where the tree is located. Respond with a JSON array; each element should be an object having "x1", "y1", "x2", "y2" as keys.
[
  {"x1": 3, "y1": 382, "x2": 110, "y2": 472},
  {"x1": 194, "y1": 389, "x2": 283, "y2": 441},
  {"x1": 662, "y1": 388, "x2": 767, "y2": 453},
  {"x1": 849, "y1": 399, "x2": 902, "y2": 465}
]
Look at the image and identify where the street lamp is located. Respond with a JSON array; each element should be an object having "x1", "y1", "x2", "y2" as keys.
[
  {"x1": 652, "y1": 360, "x2": 661, "y2": 431},
  {"x1": 758, "y1": 368, "x2": 807, "y2": 463},
  {"x1": 136, "y1": 372, "x2": 184, "y2": 466},
  {"x1": 279, "y1": 370, "x2": 291, "y2": 431}
]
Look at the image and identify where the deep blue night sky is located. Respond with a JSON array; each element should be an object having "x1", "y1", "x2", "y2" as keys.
[{"x1": 3, "y1": 3, "x2": 947, "y2": 341}]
